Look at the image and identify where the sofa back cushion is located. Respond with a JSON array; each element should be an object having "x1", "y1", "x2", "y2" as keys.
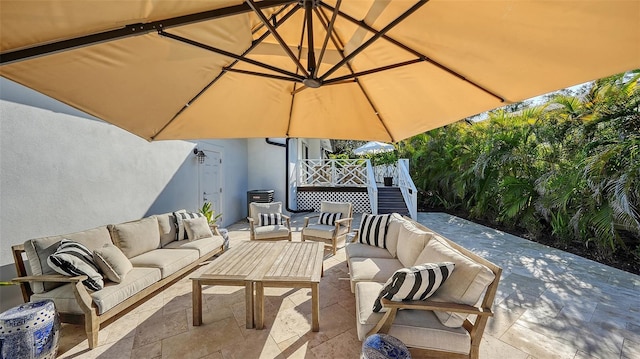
[
  {"x1": 384, "y1": 213, "x2": 406, "y2": 257},
  {"x1": 415, "y1": 234, "x2": 496, "y2": 328},
  {"x1": 155, "y1": 213, "x2": 178, "y2": 247},
  {"x1": 23, "y1": 226, "x2": 112, "y2": 294},
  {"x1": 396, "y1": 221, "x2": 432, "y2": 267},
  {"x1": 109, "y1": 216, "x2": 160, "y2": 258}
]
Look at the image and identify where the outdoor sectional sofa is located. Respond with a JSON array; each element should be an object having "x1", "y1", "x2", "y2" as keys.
[
  {"x1": 11, "y1": 211, "x2": 225, "y2": 349},
  {"x1": 347, "y1": 213, "x2": 502, "y2": 359}
]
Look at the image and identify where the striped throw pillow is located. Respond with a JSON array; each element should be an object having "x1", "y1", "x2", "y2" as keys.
[
  {"x1": 373, "y1": 262, "x2": 455, "y2": 312},
  {"x1": 358, "y1": 213, "x2": 391, "y2": 248},
  {"x1": 317, "y1": 212, "x2": 342, "y2": 226},
  {"x1": 47, "y1": 239, "x2": 104, "y2": 291},
  {"x1": 259, "y1": 213, "x2": 283, "y2": 226},
  {"x1": 174, "y1": 211, "x2": 204, "y2": 240}
]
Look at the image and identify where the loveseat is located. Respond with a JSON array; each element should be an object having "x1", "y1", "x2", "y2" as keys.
[
  {"x1": 346, "y1": 213, "x2": 502, "y2": 359},
  {"x1": 11, "y1": 211, "x2": 225, "y2": 349}
]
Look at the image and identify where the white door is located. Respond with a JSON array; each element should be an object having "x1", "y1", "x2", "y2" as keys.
[{"x1": 199, "y1": 148, "x2": 222, "y2": 223}]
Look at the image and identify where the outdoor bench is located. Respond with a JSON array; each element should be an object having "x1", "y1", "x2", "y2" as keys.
[
  {"x1": 346, "y1": 213, "x2": 502, "y2": 359},
  {"x1": 11, "y1": 211, "x2": 224, "y2": 349}
]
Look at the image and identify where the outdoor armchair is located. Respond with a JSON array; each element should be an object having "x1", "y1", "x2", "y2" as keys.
[
  {"x1": 247, "y1": 202, "x2": 292, "y2": 241},
  {"x1": 301, "y1": 201, "x2": 353, "y2": 255}
]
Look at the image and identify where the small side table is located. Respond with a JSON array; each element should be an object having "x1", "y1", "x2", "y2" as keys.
[
  {"x1": 0, "y1": 300, "x2": 60, "y2": 359},
  {"x1": 361, "y1": 333, "x2": 411, "y2": 359}
]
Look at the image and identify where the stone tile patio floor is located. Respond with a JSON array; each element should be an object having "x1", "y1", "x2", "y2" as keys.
[{"x1": 56, "y1": 213, "x2": 639, "y2": 359}]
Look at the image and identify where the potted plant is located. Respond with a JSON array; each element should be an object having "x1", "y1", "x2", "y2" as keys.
[
  {"x1": 199, "y1": 201, "x2": 222, "y2": 228},
  {"x1": 375, "y1": 150, "x2": 397, "y2": 186}
]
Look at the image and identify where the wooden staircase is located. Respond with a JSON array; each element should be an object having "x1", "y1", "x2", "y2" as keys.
[{"x1": 377, "y1": 186, "x2": 409, "y2": 216}]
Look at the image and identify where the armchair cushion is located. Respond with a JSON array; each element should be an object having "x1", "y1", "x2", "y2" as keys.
[
  {"x1": 373, "y1": 262, "x2": 455, "y2": 312},
  {"x1": 249, "y1": 202, "x2": 284, "y2": 224},
  {"x1": 47, "y1": 239, "x2": 104, "y2": 291},
  {"x1": 416, "y1": 235, "x2": 496, "y2": 328},
  {"x1": 253, "y1": 225, "x2": 290, "y2": 240},
  {"x1": 320, "y1": 201, "x2": 352, "y2": 220},
  {"x1": 318, "y1": 212, "x2": 342, "y2": 226},
  {"x1": 302, "y1": 223, "x2": 349, "y2": 239},
  {"x1": 358, "y1": 214, "x2": 391, "y2": 248},
  {"x1": 259, "y1": 213, "x2": 284, "y2": 226}
]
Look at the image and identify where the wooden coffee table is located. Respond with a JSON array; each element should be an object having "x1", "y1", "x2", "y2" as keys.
[{"x1": 191, "y1": 241, "x2": 324, "y2": 331}]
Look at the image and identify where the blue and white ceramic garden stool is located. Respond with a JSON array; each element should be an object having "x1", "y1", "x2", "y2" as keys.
[
  {"x1": 361, "y1": 333, "x2": 412, "y2": 359},
  {"x1": 0, "y1": 300, "x2": 60, "y2": 359}
]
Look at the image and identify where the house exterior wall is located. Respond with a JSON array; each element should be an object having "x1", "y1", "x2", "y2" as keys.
[
  {"x1": 247, "y1": 138, "x2": 287, "y2": 212},
  {"x1": 0, "y1": 79, "x2": 249, "y2": 310}
]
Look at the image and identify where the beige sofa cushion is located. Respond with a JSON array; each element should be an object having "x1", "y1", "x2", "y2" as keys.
[
  {"x1": 349, "y1": 257, "x2": 403, "y2": 292},
  {"x1": 396, "y1": 221, "x2": 432, "y2": 267},
  {"x1": 109, "y1": 216, "x2": 160, "y2": 258},
  {"x1": 384, "y1": 213, "x2": 405, "y2": 257},
  {"x1": 128, "y1": 248, "x2": 199, "y2": 278},
  {"x1": 31, "y1": 267, "x2": 161, "y2": 315},
  {"x1": 155, "y1": 213, "x2": 178, "y2": 247},
  {"x1": 23, "y1": 226, "x2": 112, "y2": 294},
  {"x1": 163, "y1": 235, "x2": 224, "y2": 257},
  {"x1": 346, "y1": 243, "x2": 394, "y2": 260},
  {"x1": 355, "y1": 281, "x2": 471, "y2": 355},
  {"x1": 416, "y1": 235, "x2": 496, "y2": 328}
]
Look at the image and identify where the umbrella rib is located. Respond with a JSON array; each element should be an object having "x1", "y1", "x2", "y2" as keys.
[
  {"x1": 0, "y1": 0, "x2": 295, "y2": 65},
  {"x1": 315, "y1": 7, "x2": 396, "y2": 142},
  {"x1": 315, "y1": 0, "x2": 342, "y2": 73},
  {"x1": 320, "y1": 2, "x2": 505, "y2": 103},
  {"x1": 223, "y1": 68, "x2": 300, "y2": 82},
  {"x1": 246, "y1": 0, "x2": 310, "y2": 78},
  {"x1": 323, "y1": 59, "x2": 424, "y2": 85},
  {"x1": 318, "y1": 0, "x2": 428, "y2": 82},
  {"x1": 160, "y1": 31, "x2": 305, "y2": 81},
  {"x1": 152, "y1": 4, "x2": 300, "y2": 140}
]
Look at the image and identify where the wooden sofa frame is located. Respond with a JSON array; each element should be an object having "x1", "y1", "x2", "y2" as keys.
[
  {"x1": 365, "y1": 219, "x2": 502, "y2": 359},
  {"x1": 11, "y1": 241, "x2": 224, "y2": 350}
]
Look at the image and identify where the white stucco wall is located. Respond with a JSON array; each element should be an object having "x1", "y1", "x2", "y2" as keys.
[
  {"x1": 0, "y1": 79, "x2": 249, "y2": 310},
  {"x1": 247, "y1": 138, "x2": 287, "y2": 210}
]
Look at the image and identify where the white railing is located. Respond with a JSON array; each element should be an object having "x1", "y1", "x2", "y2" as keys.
[
  {"x1": 365, "y1": 160, "x2": 378, "y2": 214},
  {"x1": 298, "y1": 159, "x2": 368, "y2": 187},
  {"x1": 397, "y1": 159, "x2": 417, "y2": 219}
]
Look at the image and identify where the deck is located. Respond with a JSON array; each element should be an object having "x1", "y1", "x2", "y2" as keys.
[{"x1": 55, "y1": 213, "x2": 639, "y2": 358}]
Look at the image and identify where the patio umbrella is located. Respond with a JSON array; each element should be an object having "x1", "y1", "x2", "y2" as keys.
[
  {"x1": 1, "y1": 1, "x2": 639, "y2": 142},
  {"x1": 353, "y1": 141, "x2": 394, "y2": 156}
]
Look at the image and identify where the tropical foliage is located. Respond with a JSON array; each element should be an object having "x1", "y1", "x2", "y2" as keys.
[{"x1": 397, "y1": 71, "x2": 640, "y2": 260}]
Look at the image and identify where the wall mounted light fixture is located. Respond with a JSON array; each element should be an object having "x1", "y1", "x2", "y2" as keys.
[{"x1": 193, "y1": 148, "x2": 206, "y2": 164}]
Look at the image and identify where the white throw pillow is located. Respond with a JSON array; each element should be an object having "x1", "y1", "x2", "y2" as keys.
[
  {"x1": 93, "y1": 243, "x2": 133, "y2": 283},
  {"x1": 183, "y1": 216, "x2": 214, "y2": 240}
]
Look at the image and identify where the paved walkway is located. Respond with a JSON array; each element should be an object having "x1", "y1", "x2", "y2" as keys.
[
  {"x1": 55, "y1": 212, "x2": 639, "y2": 359},
  {"x1": 415, "y1": 213, "x2": 639, "y2": 359}
]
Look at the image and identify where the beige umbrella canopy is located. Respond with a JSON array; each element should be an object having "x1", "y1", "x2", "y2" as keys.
[{"x1": 1, "y1": 0, "x2": 639, "y2": 142}]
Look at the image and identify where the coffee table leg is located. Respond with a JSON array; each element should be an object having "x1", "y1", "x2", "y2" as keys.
[
  {"x1": 311, "y1": 282, "x2": 319, "y2": 332},
  {"x1": 255, "y1": 282, "x2": 264, "y2": 330},
  {"x1": 245, "y1": 281, "x2": 254, "y2": 329},
  {"x1": 192, "y1": 280, "x2": 202, "y2": 326}
]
